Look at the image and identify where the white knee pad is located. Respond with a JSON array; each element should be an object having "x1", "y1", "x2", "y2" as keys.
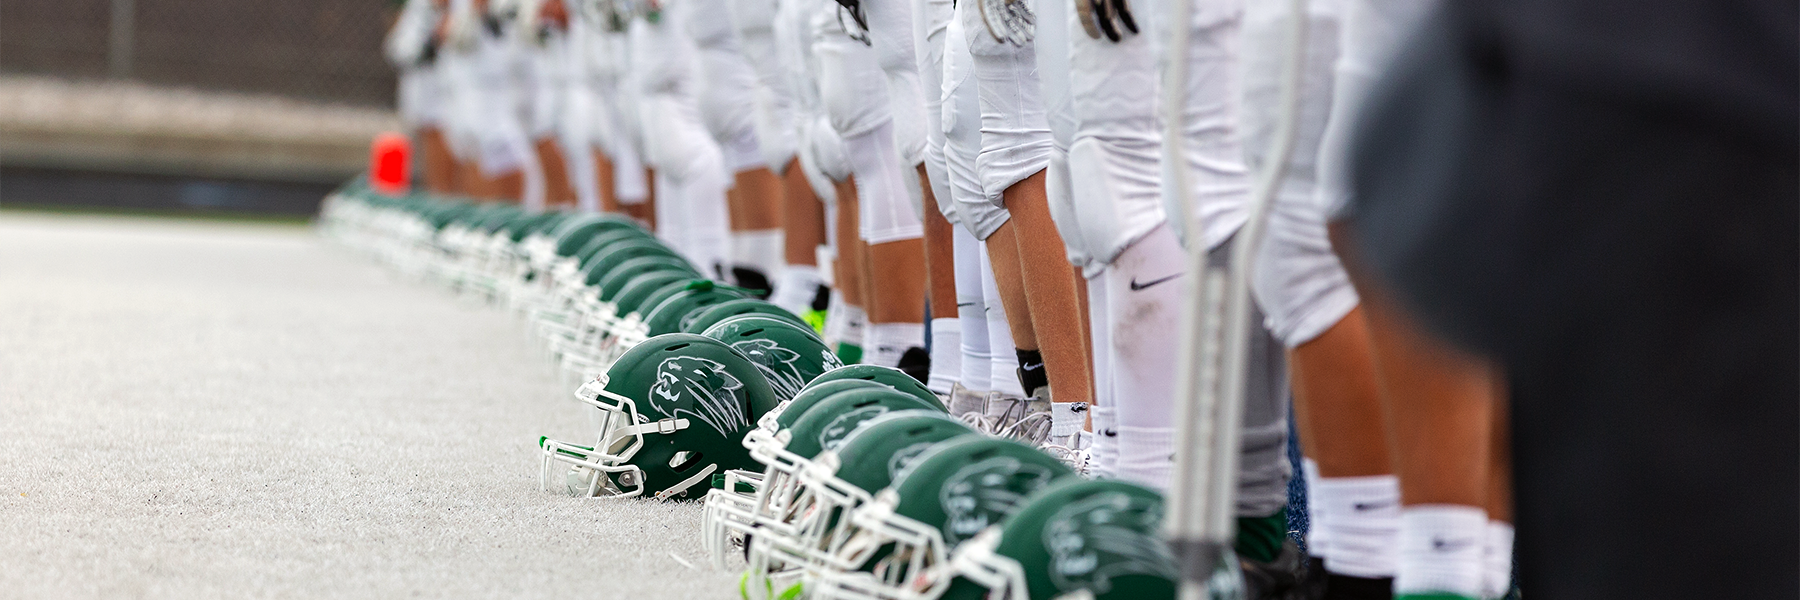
[
  {"x1": 804, "y1": 115, "x2": 853, "y2": 193},
  {"x1": 1045, "y1": 150, "x2": 1097, "y2": 275},
  {"x1": 1159, "y1": 0, "x2": 1253, "y2": 250},
  {"x1": 846, "y1": 123, "x2": 926, "y2": 244},
  {"x1": 734, "y1": 0, "x2": 803, "y2": 171},
  {"x1": 1068, "y1": 133, "x2": 1164, "y2": 265},
  {"x1": 953, "y1": 225, "x2": 993, "y2": 391},
  {"x1": 960, "y1": 0, "x2": 1053, "y2": 200},
  {"x1": 1315, "y1": 0, "x2": 1438, "y2": 219},
  {"x1": 862, "y1": 0, "x2": 927, "y2": 166},
  {"x1": 1250, "y1": 179, "x2": 1361, "y2": 347},
  {"x1": 816, "y1": 9, "x2": 893, "y2": 140},
  {"x1": 942, "y1": 12, "x2": 1011, "y2": 240},
  {"x1": 915, "y1": 0, "x2": 955, "y2": 218},
  {"x1": 1233, "y1": 0, "x2": 1339, "y2": 243},
  {"x1": 923, "y1": 145, "x2": 958, "y2": 224}
]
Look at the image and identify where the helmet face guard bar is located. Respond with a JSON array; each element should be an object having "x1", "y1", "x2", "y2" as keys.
[
  {"x1": 947, "y1": 528, "x2": 1029, "y2": 600},
  {"x1": 537, "y1": 374, "x2": 690, "y2": 499}
]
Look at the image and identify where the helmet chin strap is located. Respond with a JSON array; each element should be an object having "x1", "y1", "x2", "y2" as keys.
[{"x1": 655, "y1": 462, "x2": 720, "y2": 502}]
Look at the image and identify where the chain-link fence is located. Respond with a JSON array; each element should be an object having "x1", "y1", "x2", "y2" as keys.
[{"x1": 2, "y1": 0, "x2": 398, "y2": 107}]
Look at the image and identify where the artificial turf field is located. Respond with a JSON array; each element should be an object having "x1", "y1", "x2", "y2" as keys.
[{"x1": 0, "y1": 211, "x2": 737, "y2": 598}]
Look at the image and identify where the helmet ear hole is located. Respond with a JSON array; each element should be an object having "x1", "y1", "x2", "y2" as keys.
[{"x1": 670, "y1": 451, "x2": 707, "y2": 472}]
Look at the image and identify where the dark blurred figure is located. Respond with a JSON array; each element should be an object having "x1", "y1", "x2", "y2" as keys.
[{"x1": 1334, "y1": 0, "x2": 1798, "y2": 597}]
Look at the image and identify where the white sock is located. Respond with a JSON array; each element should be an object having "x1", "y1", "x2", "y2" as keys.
[
  {"x1": 770, "y1": 265, "x2": 824, "y2": 317},
  {"x1": 730, "y1": 229, "x2": 786, "y2": 285},
  {"x1": 1050, "y1": 402, "x2": 1089, "y2": 440},
  {"x1": 953, "y1": 225, "x2": 991, "y2": 390},
  {"x1": 823, "y1": 291, "x2": 847, "y2": 348},
  {"x1": 958, "y1": 305, "x2": 992, "y2": 391},
  {"x1": 1302, "y1": 459, "x2": 1331, "y2": 559},
  {"x1": 1395, "y1": 505, "x2": 1488, "y2": 598},
  {"x1": 868, "y1": 322, "x2": 924, "y2": 368},
  {"x1": 1483, "y1": 521, "x2": 1515, "y2": 598},
  {"x1": 1311, "y1": 472, "x2": 1401, "y2": 578},
  {"x1": 1114, "y1": 425, "x2": 1176, "y2": 494},
  {"x1": 1090, "y1": 405, "x2": 1118, "y2": 479},
  {"x1": 927, "y1": 318, "x2": 962, "y2": 394},
  {"x1": 978, "y1": 245, "x2": 1024, "y2": 397}
]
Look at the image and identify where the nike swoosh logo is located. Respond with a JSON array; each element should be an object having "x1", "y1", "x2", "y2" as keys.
[
  {"x1": 1020, "y1": 362, "x2": 1043, "y2": 371},
  {"x1": 1353, "y1": 501, "x2": 1395, "y2": 511},
  {"x1": 1129, "y1": 273, "x2": 1181, "y2": 291},
  {"x1": 956, "y1": 302, "x2": 978, "y2": 308},
  {"x1": 1430, "y1": 537, "x2": 1478, "y2": 553}
]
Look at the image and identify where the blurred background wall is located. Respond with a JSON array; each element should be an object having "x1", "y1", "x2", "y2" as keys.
[{"x1": 0, "y1": 0, "x2": 403, "y2": 217}]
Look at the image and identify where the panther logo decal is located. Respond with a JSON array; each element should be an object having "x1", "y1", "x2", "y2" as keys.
[
  {"x1": 819, "y1": 405, "x2": 890, "y2": 451},
  {"x1": 886, "y1": 441, "x2": 938, "y2": 481},
  {"x1": 939, "y1": 457, "x2": 1058, "y2": 545},
  {"x1": 731, "y1": 339, "x2": 809, "y2": 400},
  {"x1": 649, "y1": 356, "x2": 749, "y2": 437},
  {"x1": 1042, "y1": 492, "x2": 1177, "y2": 594}
]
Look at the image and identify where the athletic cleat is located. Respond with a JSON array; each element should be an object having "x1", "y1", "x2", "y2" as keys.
[
  {"x1": 1241, "y1": 540, "x2": 1311, "y2": 600},
  {"x1": 985, "y1": 387, "x2": 1054, "y2": 444}
]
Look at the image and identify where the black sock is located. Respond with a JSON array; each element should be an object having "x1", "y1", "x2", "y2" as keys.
[
  {"x1": 898, "y1": 347, "x2": 931, "y2": 385},
  {"x1": 1015, "y1": 349, "x2": 1047, "y2": 396},
  {"x1": 1325, "y1": 574, "x2": 1394, "y2": 600}
]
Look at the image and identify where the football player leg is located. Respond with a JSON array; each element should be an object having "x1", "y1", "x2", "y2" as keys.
[
  {"x1": 831, "y1": 178, "x2": 870, "y2": 363},
  {"x1": 940, "y1": 12, "x2": 1018, "y2": 418},
  {"x1": 1037, "y1": 0, "x2": 1100, "y2": 452},
  {"x1": 633, "y1": 0, "x2": 730, "y2": 274},
  {"x1": 818, "y1": 3, "x2": 929, "y2": 372},
  {"x1": 1152, "y1": 0, "x2": 1303, "y2": 587},
  {"x1": 1238, "y1": 0, "x2": 1405, "y2": 590},
  {"x1": 960, "y1": 0, "x2": 1094, "y2": 426},
  {"x1": 1302, "y1": 0, "x2": 1497, "y2": 594}
]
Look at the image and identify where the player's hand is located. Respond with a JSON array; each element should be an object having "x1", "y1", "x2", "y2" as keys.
[
  {"x1": 1075, "y1": 0, "x2": 1137, "y2": 42},
  {"x1": 979, "y1": 0, "x2": 1035, "y2": 45}
]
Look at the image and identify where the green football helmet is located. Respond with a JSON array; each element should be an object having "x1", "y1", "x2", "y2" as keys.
[
  {"x1": 702, "y1": 408, "x2": 967, "y2": 572},
  {"x1": 785, "y1": 412, "x2": 981, "y2": 574},
  {"x1": 597, "y1": 255, "x2": 700, "y2": 303},
  {"x1": 549, "y1": 238, "x2": 686, "y2": 340},
  {"x1": 806, "y1": 436, "x2": 1076, "y2": 600},
  {"x1": 682, "y1": 298, "x2": 811, "y2": 335},
  {"x1": 547, "y1": 213, "x2": 641, "y2": 265},
  {"x1": 554, "y1": 272, "x2": 695, "y2": 379},
  {"x1": 641, "y1": 280, "x2": 747, "y2": 336},
  {"x1": 554, "y1": 228, "x2": 655, "y2": 287},
  {"x1": 539, "y1": 334, "x2": 781, "y2": 501},
  {"x1": 809, "y1": 364, "x2": 943, "y2": 410},
  {"x1": 738, "y1": 390, "x2": 948, "y2": 582},
  {"x1": 710, "y1": 383, "x2": 939, "y2": 563},
  {"x1": 701, "y1": 315, "x2": 843, "y2": 401},
  {"x1": 579, "y1": 237, "x2": 683, "y2": 288},
  {"x1": 948, "y1": 479, "x2": 1180, "y2": 600}
]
